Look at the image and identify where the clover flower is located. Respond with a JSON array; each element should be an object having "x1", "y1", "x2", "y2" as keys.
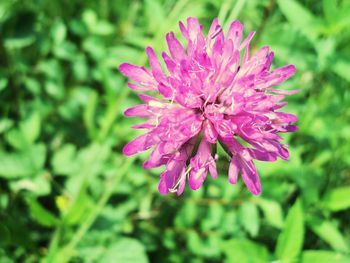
[{"x1": 120, "y1": 17, "x2": 298, "y2": 195}]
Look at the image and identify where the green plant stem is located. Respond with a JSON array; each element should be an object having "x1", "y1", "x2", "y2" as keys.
[{"x1": 48, "y1": 157, "x2": 134, "y2": 263}]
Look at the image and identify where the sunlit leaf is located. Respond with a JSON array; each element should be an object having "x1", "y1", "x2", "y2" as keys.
[
  {"x1": 222, "y1": 239, "x2": 269, "y2": 263},
  {"x1": 275, "y1": 199, "x2": 304, "y2": 261},
  {"x1": 101, "y1": 238, "x2": 149, "y2": 263},
  {"x1": 301, "y1": 250, "x2": 350, "y2": 263},
  {"x1": 322, "y1": 187, "x2": 350, "y2": 211}
]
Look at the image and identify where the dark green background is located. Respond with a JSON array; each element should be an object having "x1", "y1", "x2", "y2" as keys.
[{"x1": 0, "y1": 0, "x2": 350, "y2": 262}]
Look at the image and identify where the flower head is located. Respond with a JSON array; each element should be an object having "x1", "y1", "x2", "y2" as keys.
[{"x1": 120, "y1": 17, "x2": 298, "y2": 196}]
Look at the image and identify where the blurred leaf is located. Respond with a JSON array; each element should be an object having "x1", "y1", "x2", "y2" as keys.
[
  {"x1": 51, "y1": 20, "x2": 67, "y2": 45},
  {"x1": 321, "y1": 187, "x2": 350, "y2": 211},
  {"x1": 10, "y1": 173, "x2": 51, "y2": 196},
  {"x1": 308, "y1": 217, "x2": 349, "y2": 253},
  {"x1": 0, "y1": 224, "x2": 11, "y2": 245},
  {"x1": 53, "y1": 41, "x2": 78, "y2": 61},
  {"x1": 5, "y1": 129, "x2": 28, "y2": 150},
  {"x1": 301, "y1": 250, "x2": 350, "y2": 263},
  {"x1": 275, "y1": 199, "x2": 304, "y2": 262},
  {"x1": 221, "y1": 239, "x2": 269, "y2": 263},
  {"x1": 4, "y1": 10, "x2": 36, "y2": 49},
  {"x1": 201, "y1": 202, "x2": 223, "y2": 230},
  {"x1": 100, "y1": 238, "x2": 148, "y2": 263},
  {"x1": 82, "y1": 9, "x2": 98, "y2": 32},
  {"x1": 0, "y1": 144, "x2": 46, "y2": 178},
  {"x1": 256, "y1": 198, "x2": 284, "y2": 228},
  {"x1": 61, "y1": 191, "x2": 93, "y2": 225},
  {"x1": 52, "y1": 144, "x2": 77, "y2": 176},
  {"x1": 239, "y1": 202, "x2": 260, "y2": 237},
  {"x1": 322, "y1": 0, "x2": 337, "y2": 24},
  {"x1": 315, "y1": 38, "x2": 335, "y2": 70},
  {"x1": 145, "y1": 0, "x2": 165, "y2": 32},
  {"x1": 332, "y1": 58, "x2": 350, "y2": 83},
  {"x1": 20, "y1": 112, "x2": 41, "y2": 144},
  {"x1": 277, "y1": 0, "x2": 321, "y2": 43},
  {"x1": 0, "y1": 118, "x2": 13, "y2": 134},
  {"x1": 26, "y1": 197, "x2": 59, "y2": 227},
  {"x1": 175, "y1": 201, "x2": 198, "y2": 227},
  {"x1": 94, "y1": 21, "x2": 114, "y2": 35},
  {"x1": 0, "y1": 77, "x2": 8, "y2": 92},
  {"x1": 187, "y1": 231, "x2": 204, "y2": 255}
]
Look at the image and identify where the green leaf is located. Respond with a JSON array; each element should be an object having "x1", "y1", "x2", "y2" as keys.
[
  {"x1": 322, "y1": 186, "x2": 350, "y2": 211},
  {"x1": 100, "y1": 238, "x2": 149, "y2": 263},
  {"x1": 308, "y1": 217, "x2": 349, "y2": 253},
  {"x1": 175, "y1": 200, "x2": 198, "y2": 227},
  {"x1": 0, "y1": 77, "x2": 8, "y2": 92},
  {"x1": 221, "y1": 239, "x2": 269, "y2": 263},
  {"x1": 0, "y1": 224, "x2": 11, "y2": 245},
  {"x1": 239, "y1": 202, "x2": 260, "y2": 237},
  {"x1": 52, "y1": 144, "x2": 77, "y2": 176},
  {"x1": 0, "y1": 144, "x2": 46, "y2": 179},
  {"x1": 277, "y1": 0, "x2": 321, "y2": 43},
  {"x1": 256, "y1": 198, "x2": 284, "y2": 229},
  {"x1": 301, "y1": 250, "x2": 350, "y2": 263},
  {"x1": 5, "y1": 129, "x2": 29, "y2": 150},
  {"x1": 187, "y1": 231, "x2": 204, "y2": 255},
  {"x1": 94, "y1": 21, "x2": 114, "y2": 35},
  {"x1": 0, "y1": 118, "x2": 13, "y2": 134},
  {"x1": 20, "y1": 112, "x2": 41, "y2": 144},
  {"x1": 60, "y1": 190, "x2": 94, "y2": 225},
  {"x1": 322, "y1": 0, "x2": 338, "y2": 23},
  {"x1": 26, "y1": 197, "x2": 59, "y2": 227},
  {"x1": 332, "y1": 58, "x2": 350, "y2": 83},
  {"x1": 145, "y1": 0, "x2": 165, "y2": 32},
  {"x1": 51, "y1": 20, "x2": 67, "y2": 45},
  {"x1": 275, "y1": 199, "x2": 304, "y2": 262},
  {"x1": 10, "y1": 173, "x2": 51, "y2": 196}
]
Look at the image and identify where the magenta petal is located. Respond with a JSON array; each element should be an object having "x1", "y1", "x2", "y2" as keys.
[
  {"x1": 249, "y1": 148, "x2": 277, "y2": 162},
  {"x1": 127, "y1": 82, "x2": 154, "y2": 91},
  {"x1": 161, "y1": 52, "x2": 177, "y2": 73},
  {"x1": 209, "y1": 160, "x2": 218, "y2": 179},
  {"x1": 227, "y1": 20, "x2": 243, "y2": 49},
  {"x1": 189, "y1": 168, "x2": 207, "y2": 190},
  {"x1": 146, "y1": 46, "x2": 164, "y2": 81},
  {"x1": 138, "y1": 93, "x2": 159, "y2": 102},
  {"x1": 177, "y1": 168, "x2": 187, "y2": 195},
  {"x1": 158, "y1": 174, "x2": 168, "y2": 195},
  {"x1": 124, "y1": 105, "x2": 150, "y2": 117},
  {"x1": 189, "y1": 138, "x2": 216, "y2": 190},
  {"x1": 228, "y1": 156, "x2": 239, "y2": 184},
  {"x1": 119, "y1": 63, "x2": 155, "y2": 84},
  {"x1": 179, "y1": 21, "x2": 189, "y2": 40},
  {"x1": 240, "y1": 156, "x2": 261, "y2": 195},
  {"x1": 203, "y1": 120, "x2": 218, "y2": 143},
  {"x1": 123, "y1": 133, "x2": 157, "y2": 156},
  {"x1": 143, "y1": 144, "x2": 168, "y2": 169},
  {"x1": 187, "y1": 17, "x2": 201, "y2": 41},
  {"x1": 166, "y1": 32, "x2": 186, "y2": 61},
  {"x1": 239, "y1": 31, "x2": 255, "y2": 50},
  {"x1": 259, "y1": 64, "x2": 296, "y2": 88}
]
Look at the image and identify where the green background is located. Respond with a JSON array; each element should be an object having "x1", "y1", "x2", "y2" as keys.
[{"x1": 1, "y1": 0, "x2": 350, "y2": 262}]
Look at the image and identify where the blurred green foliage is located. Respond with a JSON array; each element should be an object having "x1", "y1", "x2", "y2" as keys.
[{"x1": 0, "y1": 0, "x2": 350, "y2": 262}]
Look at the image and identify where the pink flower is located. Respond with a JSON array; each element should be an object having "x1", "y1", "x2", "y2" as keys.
[{"x1": 120, "y1": 17, "x2": 298, "y2": 196}]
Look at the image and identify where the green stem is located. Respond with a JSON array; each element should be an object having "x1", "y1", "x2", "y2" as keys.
[{"x1": 48, "y1": 157, "x2": 134, "y2": 263}]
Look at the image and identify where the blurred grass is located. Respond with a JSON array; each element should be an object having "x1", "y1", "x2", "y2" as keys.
[{"x1": 0, "y1": 0, "x2": 350, "y2": 262}]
